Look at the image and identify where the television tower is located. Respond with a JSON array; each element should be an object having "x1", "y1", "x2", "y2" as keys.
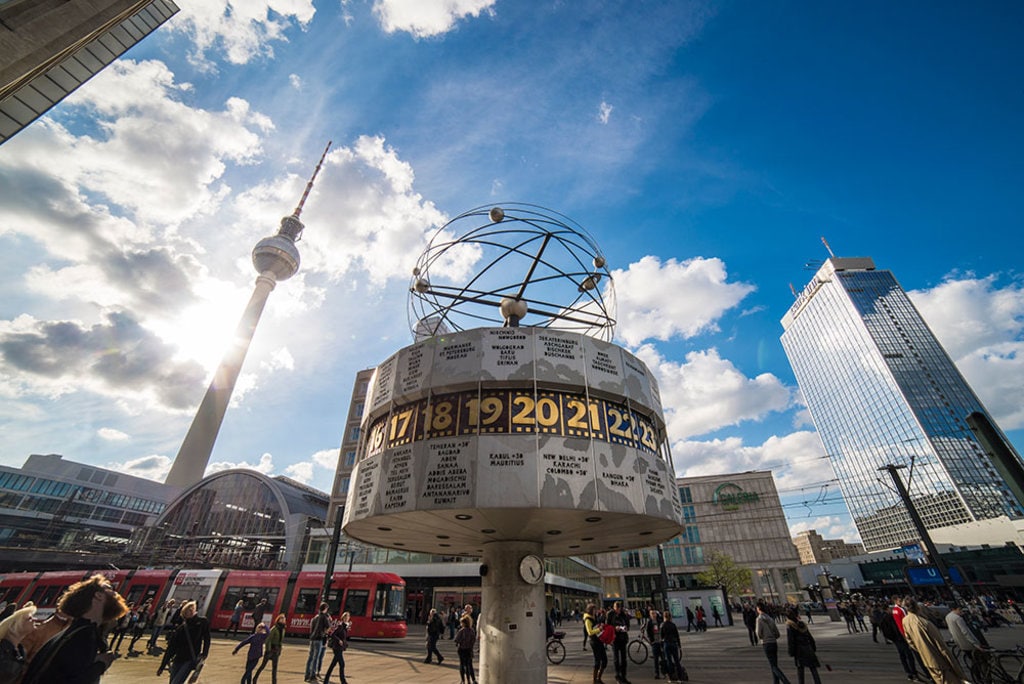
[{"x1": 164, "y1": 142, "x2": 331, "y2": 488}]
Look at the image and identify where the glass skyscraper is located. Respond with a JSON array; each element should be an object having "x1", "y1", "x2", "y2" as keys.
[{"x1": 781, "y1": 257, "x2": 1023, "y2": 552}]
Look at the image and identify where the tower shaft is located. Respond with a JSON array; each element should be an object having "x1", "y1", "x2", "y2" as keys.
[{"x1": 164, "y1": 273, "x2": 276, "y2": 488}]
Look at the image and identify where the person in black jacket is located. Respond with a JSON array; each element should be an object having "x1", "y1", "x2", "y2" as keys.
[
  {"x1": 785, "y1": 608, "x2": 821, "y2": 684},
  {"x1": 157, "y1": 600, "x2": 211, "y2": 684},
  {"x1": 424, "y1": 608, "x2": 444, "y2": 664},
  {"x1": 305, "y1": 602, "x2": 330, "y2": 682},
  {"x1": 323, "y1": 611, "x2": 350, "y2": 684},
  {"x1": 21, "y1": 575, "x2": 128, "y2": 684},
  {"x1": 606, "y1": 601, "x2": 631, "y2": 684},
  {"x1": 878, "y1": 610, "x2": 920, "y2": 681}
]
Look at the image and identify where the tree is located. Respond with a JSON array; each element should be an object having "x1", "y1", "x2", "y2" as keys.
[{"x1": 695, "y1": 551, "x2": 752, "y2": 624}]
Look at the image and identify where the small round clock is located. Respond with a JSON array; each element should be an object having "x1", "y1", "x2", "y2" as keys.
[{"x1": 519, "y1": 554, "x2": 544, "y2": 584}]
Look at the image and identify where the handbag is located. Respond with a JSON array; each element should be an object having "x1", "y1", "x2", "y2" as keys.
[{"x1": 598, "y1": 623, "x2": 616, "y2": 645}]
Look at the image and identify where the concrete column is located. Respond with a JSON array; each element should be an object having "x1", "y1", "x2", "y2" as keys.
[{"x1": 479, "y1": 540, "x2": 546, "y2": 684}]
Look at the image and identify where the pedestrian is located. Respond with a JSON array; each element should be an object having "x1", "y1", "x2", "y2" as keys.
[
  {"x1": 743, "y1": 604, "x2": 759, "y2": 646},
  {"x1": 127, "y1": 599, "x2": 152, "y2": 653},
  {"x1": 840, "y1": 604, "x2": 857, "y2": 634},
  {"x1": 232, "y1": 622, "x2": 268, "y2": 684},
  {"x1": 323, "y1": 611, "x2": 350, "y2": 684},
  {"x1": 607, "y1": 600, "x2": 631, "y2": 684},
  {"x1": 945, "y1": 604, "x2": 990, "y2": 680},
  {"x1": 20, "y1": 575, "x2": 128, "y2": 684},
  {"x1": 694, "y1": 606, "x2": 706, "y2": 632},
  {"x1": 250, "y1": 599, "x2": 268, "y2": 633},
  {"x1": 644, "y1": 608, "x2": 666, "y2": 680},
  {"x1": 755, "y1": 600, "x2": 793, "y2": 684},
  {"x1": 228, "y1": 600, "x2": 245, "y2": 637},
  {"x1": 583, "y1": 603, "x2": 608, "y2": 684},
  {"x1": 785, "y1": 607, "x2": 822, "y2": 684},
  {"x1": 804, "y1": 604, "x2": 813, "y2": 624},
  {"x1": 685, "y1": 607, "x2": 695, "y2": 633},
  {"x1": 878, "y1": 607, "x2": 920, "y2": 681},
  {"x1": 900, "y1": 597, "x2": 964, "y2": 684},
  {"x1": 712, "y1": 606, "x2": 723, "y2": 627},
  {"x1": 854, "y1": 604, "x2": 867, "y2": 633},
  {"x1": 109, "y1": 602, "x2": 134, "y2": 654},
  {"x1": 447, "y1": 606, "x2": 459, "y2": 640},
  {"x1": 424, "y1": 608, "x2": 444, "y2": 664},
  {"x1": 148, "y1": 598, "x2": 176, "y2": 652},
  {"x1": 660, "y1": 612, "x2": 686, "y2": 682},
  {"x1": 454, "y1": 614, "x2": 477, "y2": 684},
  {"x1": 157, "y1": 600, "x2": 210, "y2": 684},
  {"x1": 305, "y1": 602, "x2": 330, "y2": 682},
  {"x1": 252, "y1": 613, "x2": 286, "y2": 684},
  {"x1": 869, "y1": 603, "x2": 885, "y2": 643}
]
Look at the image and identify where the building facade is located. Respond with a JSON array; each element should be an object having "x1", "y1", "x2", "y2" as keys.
[
  {"x1": 597, "y1": 470, "x2": 802, "y2": 612},
  {"x1": 781, "y1": 257, "x2": 1024, "y2": 552},
  {"x1": 792, "y1": 529, "x2": 864, "y2": 565},
  {"x1": 0, "y1": 0, "x2": 179, "y2": 144},
  {"x1": 0, "y1": 453, "x2": 176, "y2": 570},
  {"x1": 327, "y1": 368, "x2": 372, "y2": 523}
]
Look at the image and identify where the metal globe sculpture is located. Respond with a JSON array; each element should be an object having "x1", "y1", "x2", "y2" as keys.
[{"x1": 408, "y1": 203, "x2": 616, "y2": 341}]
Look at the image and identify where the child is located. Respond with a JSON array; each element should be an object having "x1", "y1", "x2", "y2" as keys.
[
  {"x1": 454, "y1": 614, "x2": 477, "y2": 684},
  {"x1": 232, "y1": 622, "x2": 268, "y2": 684}
]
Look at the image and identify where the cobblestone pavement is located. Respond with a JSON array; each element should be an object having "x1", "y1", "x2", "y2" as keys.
[{"x1": 99, "y1": 617, "x2": 1023, "y2": 683}]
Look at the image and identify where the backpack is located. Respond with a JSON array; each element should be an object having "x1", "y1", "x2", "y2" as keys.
[{"x1": 598, "y1": 624, "x2": 615, "y2": 645}]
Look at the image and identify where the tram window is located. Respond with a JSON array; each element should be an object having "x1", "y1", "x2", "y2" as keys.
[
  {"x1": 294, "y1": 588, "x2": 319, "y2": 614},
  {"x1": 373, "y1": 584, "x2": 405, "y2": 620},
  {"x1": 220, "y1": 586, "x2": 280, "y2": 611},
  {"x1": 126, "y1": 584, "x2": 159, "y2": 606},
  {"x1": 0, "y1": 586, "x2": 22, "y2": 604},
  {"x1": 30, "y1": 584, "x2": 69, "y2": 608},
  {"x1": 343, "y1": 589, "x2": 369, "y2": 617}
]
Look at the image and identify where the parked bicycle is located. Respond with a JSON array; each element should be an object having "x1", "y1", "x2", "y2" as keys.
[
  {"x1": 627, "y1": 632, "x2": 649, "y2": 665},
  {"x1": 950, "y1": 640, "x2": 1024, "y2": 684},
  {"x1": 546, "y1": 630, "x2": 566, "y2": 665}
]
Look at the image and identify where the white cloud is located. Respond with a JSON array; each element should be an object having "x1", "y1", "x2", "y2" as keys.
[
  {"x1": 112, "y1": 454, "x2": 172, "y2": 482},
  {"x1": 373, "y1": 0, "x2": 496, "y2": 38},
  {"x1": 673, "y1": 430, "x2": 832, "y2": 490},
  {"x1": 637, "y1": 345, "x2": 791, "y2": 440},
  {"x1": 171, "y1": 0, "x2": 316, "y2": 68},
  {"x1": 263, "y1": 348, "x2": 295, "y2": 372},
  {"x1": 312, "y1": 448, "x2": 340, "y2": 469},
  {"x1": 789, "y1": 516, "x2": 861, "y2": 544},
  {"x1": 910, "y1": 275, "x2": 1024, "y2": 428},
  {"x1": 598, "y1": 101, "x2": 613, "y2": 124},
  {"x1": 285, "y1": 461, "x2": 314, "y2": 483},
  {"x1": 207, "y1": 452, "x2": 275, "y2": 475},
  {"x1": 98, "y1": 428, "x2": 130, "y2": 441},
  {"x1": 289, "y1": 73, "x2": 303, "y2": 90},
  {"x1": 613, "y1": 256, "x2": 755, "y2": 346}
]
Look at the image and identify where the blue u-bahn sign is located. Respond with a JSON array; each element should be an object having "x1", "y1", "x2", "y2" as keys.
[{"x1": 905, "y1": 565, "x2": 965, "y2": 586}]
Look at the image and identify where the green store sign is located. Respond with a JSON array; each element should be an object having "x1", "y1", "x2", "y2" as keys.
[{"x1": 712, "y1": 482, "x2": 759, "y2": 511}]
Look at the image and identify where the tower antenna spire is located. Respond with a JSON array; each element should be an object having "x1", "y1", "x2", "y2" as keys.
[
  {"x1": 293, "y1": 140, "x2": 332, "y2": 218},
  {"x1": 821, "y1": 236, "x2": 836, "y2": 258}
]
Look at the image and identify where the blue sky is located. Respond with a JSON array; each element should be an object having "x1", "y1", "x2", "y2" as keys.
[{"x1": 1, "y1": 1, "x2": 1022, "y2": 545}]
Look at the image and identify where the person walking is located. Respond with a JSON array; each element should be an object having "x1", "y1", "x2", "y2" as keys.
[
  {"x1": 756, "y1": 600, "x2": 793, "y2": 684},
  {"x1": 424, "y1": 608, "x2": 444, "y2": 664},
  {"x1": 878, "y1": 608, "x2": 920, "y2": 681},
  {"x1": 252, "y1": 613, "x2": 286, "y2": 684},
  {"x1": 447, "y1": 607, "x2": 459, "y2": 640},
  {"x1": 305, "y1": 602, "x2": 330, "y2": 682},
  {"x1": 785, "y1": 607, "x2": 822, "y2": 684},
  {"x1": 607, "y1": 601, "x2": 632, "y2": 684},
  {"x1": 454, "y1": 614, "x2": 477, "y2": 684},
  {"x1": 127, "y1": 599, "x2": 153, "y2": 653},
  {"x1": 743, "y1": 604, "x2": 759, "y2": 646},
  {"x1": 228, "y1": 600, "x2": 245, "y2": 637},
  {"x1": 157, "y1": 600, "x2": 210, "y2": 684},
  {"x1": 584, "y1": 603, "x2": 608, "y2": 684},
  {"x1": 901, "y1": 597, "x2": 964, "y2": 684},
  {"x1": 323, "y1": 611, "x2": 351, "y2": 684},
  {"x1": 685, "y1": 607, "x2": 695, "y2": 633},
  {"x1": 644, "y1": 609, "x2": 667, "y2": 680},
  {"x1": 232, "y1": 623, "x2": 268, "y2": 684},
  {"x1": 148, "y1": 599, "x2": 176, "y2": 653},
  {"x1": 660, "y1": 612, "x2": 686, "y2": 682},
  {"x1": 712, "y1": 606, "x2": 723, "y2": 628},
  {"x1": 945, "y1": 604, "x2": 989, "y2": 681}
]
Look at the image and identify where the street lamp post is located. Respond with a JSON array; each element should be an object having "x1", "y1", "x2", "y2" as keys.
[
  {"x1": 878, "y1": 463, "x2": 960, "y2": 602},
  {"x1": 321, "y1": 505, "x2": 345, "y2": 606}
]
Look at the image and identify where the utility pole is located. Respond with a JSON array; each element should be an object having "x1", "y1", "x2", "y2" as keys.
[
  {"x1": 656, "y1": 544, "x2": 671, "y2": 615},
  {"x1": 878, "y1": 463, "x2": 960, "y2": 602},
  {"x1": 321, "y1": 505, "x2": 345, "y2": 606}
]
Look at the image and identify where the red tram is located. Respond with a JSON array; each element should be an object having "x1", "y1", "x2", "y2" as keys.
[{"x1": 0, "y1": 569, "x2": 406, "y2": 638}]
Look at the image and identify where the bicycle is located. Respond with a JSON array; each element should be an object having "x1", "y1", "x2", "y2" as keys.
[
  {"x1": 991, "y1": 646, "x2": 1024, "y2": 684},
  {"x1": 627, "y1": 633, "x2": 649, "y2": 665},
  {"x1": 546, "y1": 630, "x2": 566, "y2": 665}
]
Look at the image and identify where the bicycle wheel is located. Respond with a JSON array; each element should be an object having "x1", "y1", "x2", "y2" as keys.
[
  {"x1": 995, "y1": 651, "x2": 1024, "y2": 683},
  {"x1": 546, "y1": 638, "x2": 565, "y2": 665},
  {"x1": 628, "y1": 638, "x2": 648, "y2": 665}
]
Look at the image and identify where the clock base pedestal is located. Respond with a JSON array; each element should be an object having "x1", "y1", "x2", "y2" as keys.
[{"x1": 478, "y1": 540, "x2": 547, "y2": 683}]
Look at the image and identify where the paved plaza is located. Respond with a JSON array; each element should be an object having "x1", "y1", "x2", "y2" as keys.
[{"x1": 100, "y1": 617, "x2": 1022, "y2": 683}]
